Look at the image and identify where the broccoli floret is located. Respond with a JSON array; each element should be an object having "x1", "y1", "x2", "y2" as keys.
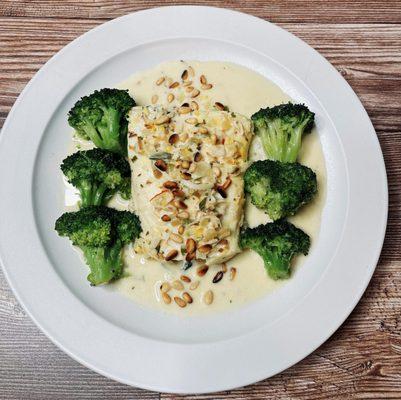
[
  {"x1": 239, "y1": 220, "x2": 310, "y2": 280},
  {"x1": 68, "y1": 88, "x2": 135, "y2": 156},
  {"x1": 61, "y1": 148, "x2": 131, "y2": 208},
  {"x1": 244, "y1": 160, "x2": 317, "y2": 220},
  {"x1": 55, "y1": 206, "x2": 141, "y2": 286},
  {"x1": 251, "y1": 103, "x2": 315, "y2": 163}
]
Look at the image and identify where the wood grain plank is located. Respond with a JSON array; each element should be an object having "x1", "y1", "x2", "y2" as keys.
[
  {"x1": 1, "y1": 0, "x2": 401, "y2": 24},
  {"x1": 0, "y1": 2, "x2": 401, "y2": 398}
]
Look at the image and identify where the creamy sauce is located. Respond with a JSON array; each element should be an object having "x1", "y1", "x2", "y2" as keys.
[{"x1": 66, "y1": 61, "x2": 326, "y2": 315}]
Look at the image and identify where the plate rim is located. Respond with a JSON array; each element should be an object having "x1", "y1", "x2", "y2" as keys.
[{"x1": 0, "y1": 5, "x2": 388, "y2": 394}]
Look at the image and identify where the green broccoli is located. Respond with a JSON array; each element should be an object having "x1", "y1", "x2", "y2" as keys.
[
  {"x1": 244, "y1": 160, "x2": 317, "y2": 220},
  {"x1": 251, "y1": 103, "x2": 315, "y2": 162},
  {"x1": 68, "y1": 88, "x2": 135, "y2": 156},
  {"x1": 239, "y1": 220, "x2": 310, "y2": 280},
  {"x1": 55, "y1": 206, "x2": 141, "y2": 286},
  {"x1": 61, "y1": 148, "x2": 131, "y2": 208}
]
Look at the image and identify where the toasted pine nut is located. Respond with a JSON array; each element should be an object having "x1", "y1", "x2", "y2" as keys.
[
  {"x1": 188, "y1": 66, "x2": 195, "y2": 77},
  {"x1": 183, "y1": 292, "x2": 193, "y2": 304},
  {"x1": 181, "y1": 69, "x2": 188, "y2": 80},
  {"x1": 190, "y1": 101, "x2": 199, "y2": 110},
  {"x1": 178, "y1": 225, "x2": 185, "y2": 235},
  {"x1": 167, "y1": 93, "x2": 174, "y2": 103},
  {"x1": 174, "y1": 296, "x2": 187, "y2": 307},
  {"x1": 163, "y1": 180, "x2": 178, "y2": 189},
  {"x1": 151, "y1": 94, "x2": 158, "y2": 104},
  {"x1": 173, "y1": 189, "x2": 186, "y2": 198},
  {"x1": 229, "y1": 267, "x2": 237, "y2": 281},
  {"x1": 202, "y1": 83, "x2": 213, "y2": 90},
  {"x1": 153, "y1": 168, "x2": 162, "y2": 179},
  {"x1": 155, "y1": 159, "x2": 167, "y2": 171},
  {"x1": 222, "y1": 263, "x2": 228, "y2": 273},
  {"x1": 162, "y1": 292, "x2": 171, "y2": 304},
  {"x1": 165, "y1": 249, "x2": 178, "y2": 261},
  {"x1": 197, "y1": 265, "x2": 209, "y2": 277},
  {"x1": 156, "y1": 77, "x2": 165, "y2": 85},
  {"x1": 200, "y1": 74, "x2": 207, "y2": 84},
  {"x1": 180, "y1": 275, "x2": 191, "y2": 283},
  {"x1": 168, "y1": 133, "x2": 179, "y2": 144},
  {"x1": 186, "y1": 238, "x2": 197, "y2": 254},
  {"x1": 169, "y1": 81, "x2": 179, "y2": 89},
  {"x1": 198, "y1": 244, "x2": 212, "y2": 254},
  {"x1": 161, "y1": 214, "x2": 171, "y2": 222},
  {"x1": 191, "y1": 89, "x2": 200, "y2": 98}
]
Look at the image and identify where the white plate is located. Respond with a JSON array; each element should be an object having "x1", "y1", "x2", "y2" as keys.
[{"x1": 0, "y1": 6, "x2": 387, "y2": 394}]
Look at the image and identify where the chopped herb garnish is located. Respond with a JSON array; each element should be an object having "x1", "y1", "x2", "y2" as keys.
[{"x1": 149, "y1": 152, "x2": 172, "y2": 160}]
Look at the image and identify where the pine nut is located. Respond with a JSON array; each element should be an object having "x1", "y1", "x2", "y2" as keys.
[
  {"x1": 161, "y1": 214, "x2": 171, "y2": 222},
  {"x1": 160, "y1": 282, "x2": 171, "y2": 293},
  {"x1": 172, "y1": 280, "x2": 184, "y2": 290},
  {"x1": 197, "y1": 265, "x2": 209, "y2": 277},
  {"x1": 201, "y1": 83, "x2": 213, "y2": 90},
  {"x1": 155, "y1": 159, "x2": 167, "y2": 171},
  {"x1": 188, "y1": 66, "x2": 195, "y2": 76},
  {"x1": 181, "y1": 69, "x2": 188, "y2": 80},
  {"x1": 181, "y1": 160, "x2": 190, "y2": 169},
  {"x1": 163, "y1": 180, "x2": 178, "y2": 189},
  {"x1": 153, "y1": 168, "x2": 162, "y2": 179},
  {"x1": 178, "y1": 106, "x2": 191, "y2": 114},
  {"x1": 198, "y1": 244, "x2": 212, "y2": 254},
  {"x1": 165, "y1": 249, "x2": 178, "y2": 261},
  {"x1": 229, "y1": 267, "x2": 237, "y2": 281},
  {"x1": 200, "y1": 74, "x2": 207, "y2": 84},
  {"x1": 156, "y1": 77, "x2": 165, "y2": 85},
  {"x1": 191, "y1": 89, "x2": 200, "y2": 98},
  {"x1": 189, "y1": 281, "x2": 200, "y2": 290},
  {"x1": 215, "y1": 102, "x2": 226, "y2": 111},
  {"x1": 169, "y1": 81, "x2": 179, "y2": 89},
  {"x1": 213, "y1": 271, "x2": 224, "y2": 283},
  {"x1": 167, "y1": 93, "x2": 174, "y2": 103},
  {"x1": 174, "y1": 296, "x2": 187, "y2": 307},
  {"x1": 190, "y1": 101, "x2": 199, "y2": 111},
  {"x1": 204, "y1": 290, "x2": 214, "y2": 305},
  {"x1": 151, "y1": 94, "x2": 158, "y2": 104},
  {"x1": 178, "y1": 225, "x2": 185, "y2": 235},
  {"x1": 186, "y1": 238, "x2": 197, "y2": 254},
  {"x1": 222, "y1": 263, "x2": 228, "y2": 273},
  {"x1": 182, "y1": 292, "x2": 193, "y2": 304},
  {"x1": 180, "y1": 275, "x2": 191, "y2": 283},
  {"x1": 162, "y1": 293, "x2": 172, "y2": 304}
]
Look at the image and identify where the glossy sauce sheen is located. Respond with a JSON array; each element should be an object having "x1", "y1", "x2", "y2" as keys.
[{"x1": 68, "y1": 61, "x2": 326, "y2": 315}]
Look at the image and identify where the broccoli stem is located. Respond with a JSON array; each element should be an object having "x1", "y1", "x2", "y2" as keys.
[
  {"x1": 83, "y1": 241, "x2": 123, "y2": 286},
  {"x1": 98, "y1": 107, "x2": 126, "y2": 155},
  {"x1": 78, "y1": 181, "x2": 111, "y2": 207},
  {"x1": 81, "y1": 123, "x2": 105, "y2": 149},
  {"x1": 261, "y1": 250, "x2": 291, "y2": 280}
]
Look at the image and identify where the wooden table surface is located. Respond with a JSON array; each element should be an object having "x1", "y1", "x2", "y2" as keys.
[{"x1": 1, "y1": 1, "x2": 401, "y2": 398}]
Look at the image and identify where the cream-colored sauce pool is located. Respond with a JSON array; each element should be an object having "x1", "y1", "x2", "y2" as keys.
[{"x1": 66, "y1": 60, "x2": 326, "y2": 315}]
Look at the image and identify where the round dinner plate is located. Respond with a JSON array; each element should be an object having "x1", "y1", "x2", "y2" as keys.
[{"x1": 0, "y1": 6, "x2": 387, "y2": 394}]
